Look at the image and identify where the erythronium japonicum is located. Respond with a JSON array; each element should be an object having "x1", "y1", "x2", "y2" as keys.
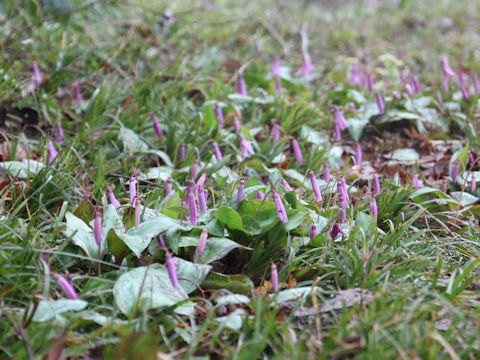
[
  {"x1": 330, "y1": 222, "x2": 345, "y2": 240},
  {"x1": 165, "y1": 177, "x2": 172, "y2": 196},
  {"x1": 196, "y1": 174, "x2": 207, "y2": 189},
  {"x1": 165, "y1": 251, "x2": 181, "y2": 291},
  {"x1": 240, "y1": 135, "x2": 255, "y2": 159},
  {"x1": 134, "y1": 197, "x2": 142, "y2": 230},
  {"x1": 292, "y1": 138, "x2": 303, "y2": 165},
  {"x1": 370, "y1": 195, "x2": 378, "y2": 224},
  {"x1": 215, "y1": 103, "x2": 224, "y2": 128},
  {"x1": 472, "y1": 173, "x2": 476, "y2": 192},
  {"x1": 355, "y1": 143, "x2": 362, "y2": 166},
  {"x1": 272, "y1": 122, "x2": 281, "y2": 143},
  {"x1": 108, "y1": 186, "x2": 121, "y2": 209},
  {"x1": 152, "y1": 114, "x2": 163, "y2": 140},
  {"x1": 442, "y1": 56, "x2": 455, "y2": 93},
  {"x1": 192, "y1": 157, "x2": 199, "y2": 179},
  {"x1": 255, "y1": 191, "x2": 264, "y2": 200},
  {"x1": 281, "y1": 179, "x2": 293, "y2": 192},
  {"x1": 237, "y1": 71, "x2": 247, "y2": 95},
  {"x1": 212, "y1": 142, "x2": 223, "y2": 161},
  {"x1": 309, "y1": 170, "x2": 322, "y2": 202},
  {"x1": 350, "y1": 63, "x2": 359, "y2": 85},
  {"x1": 376, "y1": 90, "x2": 385, "y2": 114},
  {"x1": 53, "y1": 273, "x2": 78, "y2": 300},
  {"x1": 451, "y1": 161, "x2": 460, "y2": 184},
  {"x1": 340, "y1": 208, "x2": 346, "y2": 223},
  {"x1": 94, "y1": 208, "x2": 102, "y2": 247},
  {"x1": 33, "y1": 60, "x2": 42, "y2": 86},
  {"x1": 47, "y1": 140, "x2": 58, "y2": 164},
  {"x1": 338, "y1": 178, "x2": 349, "y2": 208},
  {"x1": 187, "y1": 188, "x2": 197, "y2": 226},
  {"x1": 334, "y1": 106, "x2": 348, "y2": 131},
  {"x1": 56, "y1": 122, "x2": 64, "y2": 143},
  {"x1": 197, "y1": 186, "x2": 207, "y2": 212},
  {"x1": 373, "y1": 174, "x2": 381, "y2": 195},
  {"x1": 129, "y1": 176, "x2": 136, "y2": 205},
  {"x1": 271, "y1": 263, "x2": 279, "y2": 292},
  {"x1": 310, "y1": 223, "x2": 318, "y2": 239},
  {"x1": 236, "y1": 179, "x2": 245, "y2": 204},
  {"x1": 197, "y1": 227, "x2": 208, "y2": 256},
  {"x1": 273, "y1": 191, "x2": 288, "y2": 223},
  {"x1": 324, "y1": 163, "x2": 330, "y2": 183},
  {"x1": 75, "y1": 83, "x2": 83, "y2": 105}
]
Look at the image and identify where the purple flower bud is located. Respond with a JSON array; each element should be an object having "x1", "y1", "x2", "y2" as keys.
[
  {"x1": 298, "y1": 56, "x2": 312, "y2": 76},
  {"x1": 94, "y1": 208, "x2": 102, "y2": 247},
  {"x1": 292, "y1": 138, "x2": 303, "y2": 165},
  {"x1": 334, "y1": 106, "x2": 349, "y2": 131},
  {"x1": 471, "y1": 173, "x2": 476, "y2": 192},
  {"x1": 197, "y1": 186, "x2": 207, "y2": 212},
  {"x1": 237, "y1": 71, "x2": 247, "y2": 95},
  {"x1": 272, "y1": 122, "x2": 281, "y2": 143},
  {"x1": 451, "y1": 161, "x2": 459, "y2": 184},
  {"x1": 350, "y1": 63, "x2": 359, "y2": 86},
  {"x1": 152, "y1": 114, "x2": 163, "y2": 140},
  {"x1": 355, "y1": 143, "x2": 362, "y2": 166},
  {"x1": 309, "y1": 170, "x2": 322, "y2": 202},
  {"x1": 339, "y1": 207, "x2": 346, "y2": 223},
  {"x1": 442, "y1": 56, "x2": 456, "y2": 78},
  {"x1": 215, "y1": 103, "x2": 225, "y2": 128},
  {"x1": 474, "y1": 74, "x2": 480, "y2": 95},
  {"x1": 33, "y1": 60, "x2": 42, "y2": 86},
  {"x1": 436, "y1": 90, "x2": 443, "y2": 107},
  {"x1": 56, "y1": 122, "x2": 64, "y2": 143},
  {"x1": 187, "y1": 188, "x2": 197, "y2": 226},
  {"x1": 412, "y1": 174, "x2": 422, "y2": 189},
  {"x1": 240, "y1": 135, "x2": 255, "y2": 159},
  {"x1": 236, "y1": 179, "x2": 245, "y2": 204},
  {"x1": 370, "y1": 196, "x2": 378, "y2": 224},
  {"x1": 233, "y1": 116, "x2": 241, "y2": 131},
  {"x1": 107, "y1": 186, "x2": 121, "y2": 209},
  {"x1": 198, "y1": 227, "x2": 208, "y2": 255},
  {"x1": 192, "y1": 157, "x2": 199, "y2": 179},
  {"x1": 406, "y1": 83, "x2": 414, "y2": 96},
  {"x1": 272, "y1": 57, "x2": 281, "y2": 76},
  {"x1": 180, "y1": 142, "x2": 185, "y2": 163},
  {"x1": 255, "y1": 190, "x2": 264, "y2": 200},
  {"x1": 273, "y1": 192, "x2": 288, "y2": 223},
  {"x1": 309, "y1": 223, "x2": 318, "y2": 239},
  {"x1": 47, "y1": 140, "x2": 58, "y2": 164},
  {"x1": 129, "y1": 176, "x2": 136, "y2": 205},
  {"x1": 134, "y1": 197, "x2": 142, "y2": 230},
  {"x1": 469, "y1": 151, "x2": 475, "y2": 166},
  {"x1": 275, "y1": 74, "x2": 283, "y2": 94},
  {"x1": 460, "y1": 86, "x2": 470, "y2": 103},
  {"x1": 458, "y1": 67, "x2": 466, "y2": 88},
  {"x1": 53, "y1": 273, "x2": 78, "y2": 300},
  {"x1": 412, "y1": 76, "x2": 420, "y2": 94},
  {"x1": 324, "y1": 163, "x2": 331, "y2": 183},
  {"x1": 442, "y1": 77, "x2": 449, "y2": 94},
  {"x1": 196, "y1": 174, "x2": 207, "y2": 189},
  {"x1": 281, "y1": 179, "x2": 293, "y2": 192},
  {"x1": 165, "y1": 251, "x2": 180, "y2": 290},
  {"x1": 165, "y1": 177, "x2": 172, "y2": 196},
  {"x1": 375, "y1": 90, "x2": 385, "y2": 115},
  {"x1": 271, "y1": 262, "x2": 279, "y2": 292},
  {"x1": 75, "y1": 83, "x2": 83, "y2": 105},
  {"x1": 330, "y1": 222, "x2": 345, "y2": 239},
  {"x1": 212, "y1": 142, "x2": 223, "y2": 161},
  {"x1": 338, "y1": 178, "x2": 349, "y2": 208},
  {"x1": 157, "y1": 234, "x2": 166, "y2": 249},
  {"x1": 373, "y1": 174, "x2": 381, "y2": 195},
  {"x1": 334, "y1": 122, "x2": 341, "y2": 141}
]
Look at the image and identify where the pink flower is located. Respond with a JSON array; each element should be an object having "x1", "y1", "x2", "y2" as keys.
[
  {"x1": 48, "y1": 140, "x2": 58, "y2": 164},
  {"x1": 165, "y1": 177, "x2": 172, "y2": 196},
  {"x1": 197, "y1": 186, "x2": 207, "y2": 212},
  {"x1": 272, "y1": 121, "x2": 282, "y2": 143},
  {"x1": 53, "y1": 273, "x2": 78, "y2": 300},
  {"x1": 365, "y1": 68, "x2": 373, "y2": 95},
  {"x1": 75, "y1": 83, "x2": 83, "y2": 105},
  {"x1": 237, "y1": 71, "x2": 247, "y2": 95},
  {"x1": 334, "y1": 122, "x2": 341, "y2": 141},
  {"x1": 472, "y1": 173, "x2": 476, "y2": 193},
  {"x1": 187, "y1": 188, "x2": 197, "y2": 226},
  {"x1": 334, "y1": 106, "x2": 349, "y2": 131},
  {"x1": 324, "y1": 163, "x2": 331, "y2": 183},
  {"x1": 460, "y1": 86, "x2": 470, "y2": 103},
  {"x1": 309, "y1": 223, "x2": 318, "y2": 239},
  {"x1": 309, "y1": 170, "x2": 322, "y2": 202},
  {"x1": 271, "y1": 262, "x2": 279, "y2": 292},
  {"x1": 436, "y1": 90, "x2": 443, "y2": 107},
  {"x1": 272, "y1": 57, "x2": 281, "y2": 76},
  {"x1": 451, "y1": 161, "x2": 460, "y2": 184},
  {"x1": 273, "y1": 192, "x2": 288, "y2": 223},
  {"x1": 134, "y1": 197, "x2": 142, "y2": 230},
  {"x1": 338, "y1": 178, "x2": 349, "y2": 208},
  {"x1": 330, "y1": 222, "x2": 345, "y2": 239},
  {"x1": 233, "y1": 116, "x2": 241, "y2": 131},
  {"x1": 165, "y1": 251, "x2": 180, "y2": 291},
  {"x1": 442, "y1": 56, "x2": 456, "y2": 78},
  {"x1": 192, "y1": 157, "x2": 199, "y2": 179},
  {"x1": 355, "y1": 143, "x2": 362, "y2": 166},
  {"x1": 33, "y1": 60, "x2": 42, "y2": 86},
  {"x1": 373, "y1": 174, "x2": 381, "y2": 195},
  {"x1": 412, "y1": 174, "x2": 422, "y2": 189},
  {"x1": 275, "y1": 74, "x2": 283, "y2": 94},
  {"x1": 255, "y1": 190, "x2": 264, "y2": 200},
  {"x1": 236, "y1": 179, "x2": 245, "y2": 205},
  {"x1": 370, "y1": 196, "x2": 378, "y2": 224},
  {"x1": 180, "y1": 142, "x2": 185, "y2": 163},
  {"x1": 350, "y1": 63, "x2": 359, "y2": 86},
  {"x1": 196, "y1": 173, "x2": 207, "y2": 189},
  {"x1": 198, "y1": 227, "x2": 208, "y2": 255},
  {"x1": 56, "y1": 121, "x2": 64, "y2": 143},
  {"x1": 281, "y1": 179, "x2": 293, "y2": 192},
  {"x1": 152, "y1": 114, "x2": 163, "y2": 140},
  {"x1": 474, "y1": 74, "x2": 479, "y2": 95},
  {"x1": 457, "y1": 67, "x2": 466, "y2": 88},
  {"x1": 212, "y1": 142, "x2": 223, "y2": 161},
  {"x1": 94, "y1": 208, "x2": 102, "y2": 246},
  {"x1": 215, "y1": 103, "x2": 225, "y2": 128},
  {"x1": 240, "y1": 135, "x2": 255, "y2": 159},
  {"x1": 297, "y1": 56, "x2": 312, "y2": 76},
  {"x1": 339, "y1": 208, "x2": 346, "y2": 223},
  {"x1": 107, "y1": 186, "x2": 121, "y2": 209},
  {"x1": 292, "y1": 138, "x2": 303, "y2": 165},
  {"x1": 129, "y1": 176, "x2": 137, "y2": 205},
  {"x1": 375, "y1": 90, "x2": 385, "y2": 115}
]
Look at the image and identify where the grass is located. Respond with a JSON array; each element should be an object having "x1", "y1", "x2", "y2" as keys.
[{"x1": 1, "y1": 0, "x2": 480, "y2": 358}]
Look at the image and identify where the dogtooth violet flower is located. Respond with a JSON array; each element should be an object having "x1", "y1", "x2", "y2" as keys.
[
  {"x1": 273, "y1": 191, "x2": 288, "y2": 223},
  {"x1": 297, "y1": 55, "x2": 312, "y2": 76},
  {"x1": 436, "y1": 90, "x2": 443, "y2": 107},
  {"x1": 165, "y1": 177, "x2": 172, "y2": 196},
  {"x1": 291, "y1": 138, "x2": 303, "y2": 165},
  {"x1": 197, "y1": 227, "x2": 208, "y2": 255},
  {"x1": 460, "y1": 86, "x2": 470, "y2": 103},
  {"x1": 215, "y1": 103, "x2": 225, "y2": 128},
  {"x1": 334, "y1": 106, "x2": 349, "y2": 131},
  {"x1": 350, "y1": 63, "x2": 359, "y2": 86},
  {"x1": 196, "y1": 173, "x2": 207, "y2": 189},
  {"x1": 197, "y1": 185, "x2": 207, "y2": 212},
  {"x1": 152, "y1": 114, "x2": 163, "y2": 140},
  {"x1": 310, "y1": 223, "x2": 318, "y2": 239},
  {"x1": 451, "y1": 161, "x2": 460, "y2": 184},
  {"x1": 330, "y1": 222, "x2": 345, "y2": 239},
  {"x1": 272, "y1": 121, "x2": 281, "y2": 143},
  {"x1": 237, "y1": 71, "x2": 247, "y2": 95},
  {"x1": 187, "y1": 187, "x2": 197, "y2": 226},
  {"x1": 134, "y1": 197, "x2": 142, "y2": 230},
  {"x1": 165, "y1": 251, "x2": 180, "y2": 291},
  {"x1": 255, "y1": 190, "x2": 264, "y2": 200},
  {"x1": 53, "y1": 273, "x2": 78, "y2": 300},
  {"x1": 33, "y1": 60, "x2": 42, "y2": 86},
  {"x1": 48, "y1": 140, "x2": 58, "y2": 164},
  {"x1": 458, "y1": 67, "x2": 466, "y2": 88},
  {"x1": 370, "y1": 195, "x2": 378, "y2": 224},
  {"x1": 56, "y1": 121, "x2": 64, "y2": 143},
  {"x1": 129, "y1": 176, "x2": 136, "y2": 205},
  {"x1": 375, "y1": 90, "x2": 385, "y2": 115},
  {"x1": 324, "y1": 163, "x2": 331, "y2": 183},
  {"x1": 192, "y1": 157, "x2": 199, "y2": 179},
  {"x1": 233, "y1": 116, "x2": 241, "y2": 131},
  {"x1": 340, "y1": 207, "x2": 346, "y2": 223},
  {"x1": 373, "y1": 174, "x2": 381, "y2": 195},
  {"x1": 281, "y1": 179, "x2": 293, "y2": 192},
  {"x1": 75, "y1": 83, "x2": 83, "y2": 105},
  {"x1": 94, "y1": 208, "x2": 102, "y2": 247},
  {"x1": 338, "y1": 178, "x2": 349, "y2": 208},
  {"x1": 240, "y1": 135, "x2": 255, "y2": 159},
  {"x1": 107, "y1": 186, "x2": 121, "y2": 209},
  {"x1": 212, "y1": 142, "x2": 223, "y2": 161},
  {"x1": 236, "y1": 179, "x2": 245, "y2": 204},
  {"x1": 271, "y1": 262, "x2": 279, "y2": 292},
  {"x1": 472, "y1": 173, "x2": 476, "y2": 193},
  {"x1": 309, "y1": 170, "x2": 322, "y2": 202},
  {"x1": 355, "y1": 143, "x2": 362, "y2": 166},
  {"x1": 442, "y1": 56, "x2": 455, "y2": 93}
]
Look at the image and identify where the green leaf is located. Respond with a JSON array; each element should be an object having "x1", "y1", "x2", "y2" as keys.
[
  {"x1": 215, "y1": 206, "x2": 244, "y2": 232},
  {"x1": 0, "y1": 160, "x2": 44, "y2": 178},
  {"x1": 138, "y1": 166, "x2": 172, "y2": 181},
  {"x1": 107, "y1": 229, "x2": 131, "y2": 265},
  {"x1": 33, "y1": 299, "x2": 87, "y2": 322},
  {"x1": 242, "y1": 215, "x2": 262, "y2": 235},
  {"x1": 173, "y1": 257, "x2": 212, "y2": 293},
  {"x1": 119, "y1": 127, "x2": 149, "y2": 154},
  {"x1": 284, "y1": 210, "x2": 306, "y2": 231},
  {"x1": 73, "y1": 198, "x2": 95, "y2": 225},
  {"x1": 65, "y1": 212, "x2": 105, "y2": 259},
  {"x1": 178, "y1": 236, "x2": 251, "y2": 264},
  {"x1": 202, "y1": 272, "x2": 253, "y2": 295}
]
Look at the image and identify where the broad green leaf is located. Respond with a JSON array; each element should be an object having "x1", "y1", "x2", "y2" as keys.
[
  {"x1": 284, "y1": 210, "x2": 306, "y2": 231},
  {"x1": 0, "y1": 160, "x2": 44, "y2": 178},
  {"x1": 119, "y1": 127, "x2": 149, "y2": 154},
  {"x1": 65, "y1": 212, "x2": 106, "y2": 258},
  {"x1": 180, "y1": 236, "x2": 251, "y2": 264},
  {"x1": 33, "y1": 299, "x2": 87, "y2": 322},
  {"x1": 173, "y1": 257, "x2": 212, "y2": 293},
  {"x1": 215, "y1": 206, "x2": 244, "y2": 232},
  {"x1": 202, "y1": 272, "x2": 253, "y2": 295},
  {"x1": 138, "y1": 166, "x2": 172, "y2": 181}
]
